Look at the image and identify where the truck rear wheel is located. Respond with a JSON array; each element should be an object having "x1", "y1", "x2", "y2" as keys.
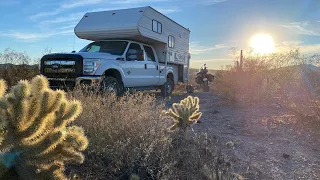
[
  {"x1": 161, "y1": 78, "x2": 174, "y2": 97},
  {"x1": 101, "y1": 76, "x2": 123, "y2": 96}
]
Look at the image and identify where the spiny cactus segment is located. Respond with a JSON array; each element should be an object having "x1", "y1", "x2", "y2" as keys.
[
  {"x1": 165, "y1": 96, "x2": 202, "y2": 131},
  {"x1": 0, "y1": 79, "x2": 7, "y2": 146},
  {"x1": 0, "y1": 75, "x2": 88, "y2": 180}
]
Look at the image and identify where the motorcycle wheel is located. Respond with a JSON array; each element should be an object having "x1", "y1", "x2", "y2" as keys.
[{"x1": 203, "y1": 81, "x2": 209, "y2": 92}]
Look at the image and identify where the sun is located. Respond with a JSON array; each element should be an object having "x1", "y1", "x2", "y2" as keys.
[{"x1": 250, "y1": 34, "x2": 275, "y2": 55}]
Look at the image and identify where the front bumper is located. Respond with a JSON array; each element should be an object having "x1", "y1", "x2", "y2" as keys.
[{"x1": 47, "y1": 76, "x2": 101, "y2": 89}]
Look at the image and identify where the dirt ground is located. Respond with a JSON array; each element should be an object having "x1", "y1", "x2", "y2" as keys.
[{"x1": 167, "y1": 92, "x2": 320, "y2": 180}]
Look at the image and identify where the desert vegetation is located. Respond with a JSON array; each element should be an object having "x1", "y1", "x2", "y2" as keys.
[
  {"x1": 212, "y1": 49, "x2": 320, "y2": 118},
  {"x1": 0, "y1": 75, "x2": 88, "y2": 180},
  {"x1": 0, "y1": 49, "x2": 39, "y2": 87},
  {"x1": 1, "y1": 48, "x2": 320, "y2": 179},
  {"x1": 0, "y1": 48, "x2": 235, "y2": 179},
  {"x1": 67, "y1": 87, "x2": 234, "y2": 179}
]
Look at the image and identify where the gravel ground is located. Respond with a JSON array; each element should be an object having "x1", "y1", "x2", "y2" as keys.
[{"x1": 166, "y1": 92, "x2": 320, "y2": 180}]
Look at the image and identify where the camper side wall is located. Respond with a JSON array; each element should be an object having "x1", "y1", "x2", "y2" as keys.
[{"x1": 138, "y1": 7, "x2": 190, "y2": 66}]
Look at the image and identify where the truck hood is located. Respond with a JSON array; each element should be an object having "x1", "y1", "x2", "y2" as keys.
[{"x1": 76, "y1": 52, "x2": 121, "y2": 60}]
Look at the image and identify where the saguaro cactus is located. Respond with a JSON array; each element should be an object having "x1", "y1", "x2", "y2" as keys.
[
  {"x1": 0, "y1": 75, "x2": 88, "y2": 180},
  {"x1": 165, "y1": 96, "x2": 202, "y2": 131}
]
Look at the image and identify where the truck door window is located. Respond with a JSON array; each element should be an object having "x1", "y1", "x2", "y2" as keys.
[
  {"x1": 126, "y1": 43, "x2": 144, "y2": 61},
  {"x1": 87, "y1": 45, "x2": 101, "y2": 52},
  {"x1": 143, "y1": 46, "x2": 156, "y2": 62}
]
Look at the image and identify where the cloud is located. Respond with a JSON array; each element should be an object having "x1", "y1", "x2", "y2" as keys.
[
  {"x1": 190, "y1": 42, "x2": 226, "y2": 54},
  {"x1": 0, "y1": 30, "x2": 74, "y2": 41},
  {"x1": 110, "y1": 0, "x2": 169, "y2": 4},
  {"x1": 300, "y1": 44, "x2": 320, "y2": 54},
  {"x1": 197, "y1": 0, "x2": 228, "y2": 5},
  {"x1": 29, "y1": 9, "x2": 62, "y2": 20},
  {"x1": 30, "y1": 0, "x2": 105, "y2": 20},
  {"x1": 59, "y1": 24, "x2": 77, "y2": 30},
  {"x1": 153, "y1": 7, "x2": 180, "y2": 14},
  {"x1": 60, "y1": 0, "x2": 105, "y2": 9},
  {"x1": 276, "y1": 41, "x2": 320, "y2": 54},
  {"x1": 39, "y1": 12, "x2": 85, "y2": 25},
  {"x1": 29, "y1": 0, "x2": 170, "y2": 20},
  {"x1": 281, "y1": 21, "x2": 320, "y2": 36},
  {"x1": 190, "y1": 58, "x2": 233, "y2": 69},
  {"x1": 30, "y1": 0, "x2": 225, "y2": 20}
]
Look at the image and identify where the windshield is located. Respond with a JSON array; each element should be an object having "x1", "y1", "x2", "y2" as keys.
[{"x1": 80, "y1": 41, "x2": 128, "y2": 56}]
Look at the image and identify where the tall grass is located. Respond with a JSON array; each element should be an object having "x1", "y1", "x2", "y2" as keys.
[{"x1": 67, "y1": 87, "x2": 234, "y2": 179}]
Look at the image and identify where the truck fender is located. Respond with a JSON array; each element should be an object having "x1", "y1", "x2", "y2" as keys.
[
  {"x1": 95, "y1": 64, "x2": 126, "y2": 82},
  {"x1": 166, "y1": 68, "x2": 177, "y2": 84}
]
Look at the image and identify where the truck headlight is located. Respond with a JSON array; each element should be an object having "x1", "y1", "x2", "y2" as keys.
[{"x1": 83, "y1": 59, "x2": 101, "y2": 74}]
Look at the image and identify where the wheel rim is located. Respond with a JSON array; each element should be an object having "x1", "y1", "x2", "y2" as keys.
[{"x1": 103, "y1": 81, "x2": 118, "y2": 95}]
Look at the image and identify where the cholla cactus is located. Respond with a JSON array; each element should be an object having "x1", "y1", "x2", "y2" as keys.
[
  {"x1": 165, "y1": 96, "x2": 202, "y2": 131},
  {"x1": 0, "y1": 79, "x2": 7, "y2": 146},
  {"x1": 0, "y1": 75, "x2": 88, "y2": 180}
]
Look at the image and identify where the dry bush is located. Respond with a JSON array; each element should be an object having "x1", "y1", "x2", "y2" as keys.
[
  {"x1": 0, "y1": 48, "x2": 39, "y2": 87},
  {"x1": 286, "y1": 64, "x2": 320, "y2": 122},
  {"x1": 67, "y1": 87, "x2": 234, "y2": 179},
  {"x1": 213, "y1": 49, "x2": 308, "y2": 104},
  {"x1": 213, "y1": 49, "x2": 320, "y2": 122}
]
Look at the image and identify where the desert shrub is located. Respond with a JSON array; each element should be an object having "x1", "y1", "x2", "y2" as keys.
[
  {"x1": 0, "y1": 48, "x2": 39, "y2": 87},
  {"x1": 68, "y1": 87, "x2": 234, "y2": 179},
  {"x1": 213, "y1": 49, "x2": 320, "y2": 125},
  {"x1": 213, "y1": 49, "x2": 312, "y2": 104},
  {"x1": 286, "y1": 64, "x2": 320, "y2": 121},
  {"x1": 0, "y1": 75, "x2": 88, "y2": 180}
]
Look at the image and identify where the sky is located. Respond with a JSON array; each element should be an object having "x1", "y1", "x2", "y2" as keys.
[{"x1": 0, "y1": 0, "x2": 319, "y2": 69}]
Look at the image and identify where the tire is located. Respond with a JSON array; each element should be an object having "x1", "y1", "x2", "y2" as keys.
[
  {"x1": 195, "y1": 76, "x2": 203, "y2": 85},
  {"x1": 101, "y1": 76, "x2": 123, "y2": 96},
  {"x1": 203, "y1": 81, "x2": 209, "y2": 92},
  {"x1": 161, "y1": 78, "x2": 174, "y2": 97},
  {"x1": 186, "y1": 84, "x2": 194, "y2": 93}
]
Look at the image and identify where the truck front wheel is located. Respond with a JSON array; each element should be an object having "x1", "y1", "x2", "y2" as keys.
[
  {"x1": 101, "y1": 76, "x2": 123, "y2": 96},
  {"x1": 161, "y1": 78, "x2": 174, "y2": 97}
]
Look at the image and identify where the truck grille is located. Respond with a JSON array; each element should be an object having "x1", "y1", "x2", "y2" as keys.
[{"x1": 40, "y1": 54, "x2": 83, "y2": 78}]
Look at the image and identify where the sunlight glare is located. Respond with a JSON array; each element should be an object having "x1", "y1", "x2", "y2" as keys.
[{"x1": 250, "y1": 34, "x2": 275, "y2": 55}]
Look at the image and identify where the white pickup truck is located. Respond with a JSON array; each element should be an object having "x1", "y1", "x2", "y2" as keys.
[{"x1": 40, "y1": 6, "x2": 191, "y2": 96}]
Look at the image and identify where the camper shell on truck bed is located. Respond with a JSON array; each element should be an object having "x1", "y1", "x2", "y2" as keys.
[{"x1": 75, "y1": 6, "x2": 190, "y2": 82}]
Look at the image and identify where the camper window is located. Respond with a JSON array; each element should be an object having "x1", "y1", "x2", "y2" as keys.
[
  {"x1": 157, "y1": 23, "x2": 162, "y2": 33},
  {"x1": 143, "y1": 46, "x2": 156, "y2": 62},
  {"x1": 168, "y1": 35, "x2": 175, "y2": 48},
  {"x1": 152, "y1": 20, "x2": 162, "y2": 34}
]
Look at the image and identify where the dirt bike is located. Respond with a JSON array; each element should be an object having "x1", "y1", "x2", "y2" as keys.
[{"x1": 195, "y1": 64, "x2": 214, "y2": 92}]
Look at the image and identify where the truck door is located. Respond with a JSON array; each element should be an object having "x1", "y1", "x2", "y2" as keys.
[
  {"x1": 143, "y1": 45, "x2": 160, "y2": 86},
  {"x1": 123, "y1": 43, "x2": 147, "y2": 87}
]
